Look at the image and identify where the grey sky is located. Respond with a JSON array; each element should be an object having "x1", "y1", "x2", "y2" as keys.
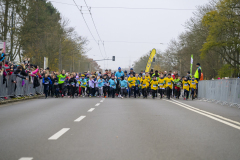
[{"x1": 50, "y1": 0, "x2": 210, "y2": 71}]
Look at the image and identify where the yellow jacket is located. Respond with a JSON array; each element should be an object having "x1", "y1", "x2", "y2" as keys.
[
  {"x1": 128, "y1": 77, "x2": 136, "y2": 88},
  {"x1": 141, "y1": 78, "x2": 149, "y2": 89},
  {"x1": 182, "y1": 80, "x2": 190, "y2": 91},
  {"x1": 158, "y1": 78, "x2": 165, "y2": 89},
  {"x1": 145, "y1": 76, "x2": 151, "y2": 82},
  {"x1": 150, "y1": 80, "x2": 158, "y2": 90},
  {"x1": 190, "y1": 79, "x2": 198, "y2": 89},
  {"x1": 165, "y1": 77, "x2": 174, "y2": 89}
]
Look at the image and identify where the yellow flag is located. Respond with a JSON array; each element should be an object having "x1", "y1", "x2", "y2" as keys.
[{"x1": 145, "y1": 49, "x2": 156, "y2": 73}]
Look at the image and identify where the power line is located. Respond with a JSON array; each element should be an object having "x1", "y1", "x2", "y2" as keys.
[
  {"x1": 49, "y1": 1, "x2": 197, "y2": 11},
  {"x1": 83, "y1": 0, "x2": 107, "y2": 58},
  {"x1": 72, "y1": 0, "x2": 103, "y2": 58},
  {"x1": 99, "y1": 40, "x2": 164, "y2": 45},
  {"x1": 91, "y1": 7, "x2": 196, "y2": 10}
]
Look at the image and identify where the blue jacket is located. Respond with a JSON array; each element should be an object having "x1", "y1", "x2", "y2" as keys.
[
  {"x1": 0, "y1": 53, "x2": 5, "y2": 62},
  {"x1": 42, "y1": 77, "x2": 52, "y2": 85},
  {"x1": 98, "y1": 79, "x2": 103, "y2": 88},
  {"x1": 120, "y1": 80, "x2": 128, "y2": 88},
  {"x1": 80, "y1": 78, "x2": 87, "y2": 87},
  {"x1": 115, "y1": 71, "x2": 124, "y2": 80},
  {"x1": 109, "y1": 79, "x2": 117, "y2": 88}
]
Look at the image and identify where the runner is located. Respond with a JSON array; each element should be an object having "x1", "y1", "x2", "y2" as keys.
[
  {"x1": 182, "y1": 77, "x2": 190, "y2": 100},
  {"x1": 165, "y1": 73, "x2": 174, "y2": 99},
  {"x1": 150, "y1": 76, "x2": 158, "y2": 99},
  {"x1": 158, "y1": 74, "x2": 165, "y2": 99},
  {"x1": 115, "y1": 67, "x2": 124, "y2": 97},
  {"x1": 190, "y1": 76, "x2": 198, "y2": 100}
]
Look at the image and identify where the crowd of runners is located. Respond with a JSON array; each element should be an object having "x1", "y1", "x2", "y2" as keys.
[{"x1": 41, "y1": 63, "x2": 202, "y2": 100}]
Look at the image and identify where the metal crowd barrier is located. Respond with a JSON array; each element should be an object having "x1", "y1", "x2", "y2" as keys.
[
  {"x1": 0, "y1": 75, "x2": 43, "y2": 98},
  {"x1": 198, "y1": 79, "x2": 240, "y2": 108}
]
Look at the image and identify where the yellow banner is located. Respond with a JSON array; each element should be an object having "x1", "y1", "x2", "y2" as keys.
[{"x1": 145, "y1": 49, "x2": 156, "y2": 72}]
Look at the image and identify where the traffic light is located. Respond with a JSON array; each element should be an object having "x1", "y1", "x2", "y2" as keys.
[
  {"x1": 112, "y1": 56, "x2": 115, "y2": 61},
  {"x1": 153, "y1": 58, "x2": 155, "y2": 62}
]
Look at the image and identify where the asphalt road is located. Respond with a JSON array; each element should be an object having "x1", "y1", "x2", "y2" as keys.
[{"x1": 0, "y1": 96, "x2": 240, "y2": 160}]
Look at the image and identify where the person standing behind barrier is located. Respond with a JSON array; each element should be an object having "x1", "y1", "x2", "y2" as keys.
[
  {"x1": 42, "y1": 73, "x2": 52, "y2": 99},
  {"x1": 115, "y1": 67, "x2": 124, "y2": 97},
  {"x1": 57, "y1": 70, "x2": 66, "y2": 98},
  {"x1": 194, "y1": 63, "x2": 202, "y2": 96}
]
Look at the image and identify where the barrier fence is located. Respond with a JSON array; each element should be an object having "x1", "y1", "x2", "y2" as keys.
[
  {"x1": 198, "y1": 79, "x2": 240, "y2": 107},
  {"x1": 0, "y1": 75, "x2": 43, "y2": 98}
]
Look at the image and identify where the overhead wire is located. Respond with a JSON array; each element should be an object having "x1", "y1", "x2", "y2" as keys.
[
  {"x1": 72, "y1": 0, "x2": 104, "y2": 58},
  {"x1": 83, "y1": 0, "x2": 108, "y2": 58},
  {"x1": 49, "y1": 1, "x2": 197, "y2": 10}
]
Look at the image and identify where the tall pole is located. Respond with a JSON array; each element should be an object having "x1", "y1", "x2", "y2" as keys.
[
  {"x1": 10, "y1": 7, "x2": 14, "y2": 61},
  {"x1": 59, "y1": 38, "x2": 62, "y2": 71}
]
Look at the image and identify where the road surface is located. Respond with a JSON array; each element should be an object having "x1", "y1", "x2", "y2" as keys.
[{"x1": 0, "y1": 97, "x2": 240, "y2": 160}]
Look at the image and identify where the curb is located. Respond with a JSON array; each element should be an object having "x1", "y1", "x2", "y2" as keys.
[{"x1": 0, "y1": 95, "x2": 45, "y2": 105}]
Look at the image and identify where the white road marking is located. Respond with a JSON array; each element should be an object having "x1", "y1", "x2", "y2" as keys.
[
  {"x1": 88, "y1": 108, "x2": 95, "y2": 112},
  {"x1": 165, "y1": 100, "x2": 240, "y2": 130},
  {"x1": 171, "y1": 99, "x2": 240, "y2": 126},
  {"x1": 74, "y1": 116, "x2": 86, "y2": 122},
  {"x1": 48, "y1": 128, "x2": 70, "y2": 140},
  {"x1": 100, "y1": 100, "x2": 104, "y2": 102},
  {"x1": 95, "y1": 103, "x2": 100, "y2": 106},
  {"x1": 19, "y1": 158, "x2": 33, "y2": 160}
]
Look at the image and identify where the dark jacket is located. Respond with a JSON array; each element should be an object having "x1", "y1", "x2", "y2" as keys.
[{"x1": 69, "y1": 78, "x2": 77, "y2": 86}]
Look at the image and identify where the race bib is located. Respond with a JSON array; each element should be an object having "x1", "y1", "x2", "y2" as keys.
[
  {"x1": 159, "y1": 83, "x2": 163, "y2": 86},
  {"x1": 153, "y1": 84, "x2": 156, "y2": 87},
  {"x1": 192, "y1": 82, "x2": 195, "y2": 85},
  {"x1": 54, "y1": 82, "x2": 58, "y2": 85},
  {"x1": 45, "y1": 81, "x2": 49, "y2": 84},
  {"x1": 177, "y1": 82, "x2": 181, "y2": 86},
  {"x1": 143, "y1": 84, "x2": 146, "y2": 87},
  {"x1": 184, "y1": 83, "x2": 188, "y2": 86},
  {"x1": 168, "y1": 82, "x2": 171, "y2": 85},
  {"x1": 71, "y1": 82, "x2": 75, "y2": 85},
  {"x1": 60, "y1": 78, "x2": 65, "y2": 81}
]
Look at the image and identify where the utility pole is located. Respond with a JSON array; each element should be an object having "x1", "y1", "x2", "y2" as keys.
[
  {"x1": 59, "y1": 38, "x2": 62, "y2": 71},
  {"x1": 10, "y1": 6, "x2": 14, "y2": 61}
]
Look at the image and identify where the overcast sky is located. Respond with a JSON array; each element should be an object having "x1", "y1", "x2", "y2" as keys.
[{"x1": 50, "y1": 0, "x2": 209, "y2": 71}]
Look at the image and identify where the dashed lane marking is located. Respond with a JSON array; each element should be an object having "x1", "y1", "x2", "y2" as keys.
[
  {"x1": 19, "y1": 157, "x2": 33, "y2": 160},
  {"x1": 74, "y1": 116, "x2": 86, "y2": 122},
  {"x1": 48, "y1": 128, "x2": 70, "y2": 140},
  {"x1": 95, "y1": 103, "x2": 100, "y2": 106},
  {"x1": 88, "y1": 108, "x2": 95, "y2": 112}
]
